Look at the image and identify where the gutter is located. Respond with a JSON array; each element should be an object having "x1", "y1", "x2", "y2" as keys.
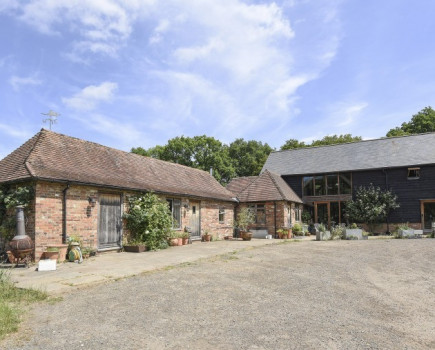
[{"x1": 62, "y1": 183, "x2": 70, "y2": 244}]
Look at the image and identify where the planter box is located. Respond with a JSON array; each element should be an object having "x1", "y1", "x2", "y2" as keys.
[
  {"x1": 398, "y1": 229, "x2": 415, "y2": 238},
  {"x1": 47, "y1": 244, "x2": 68, "y2": 262},
  {"x1": 123, "y1": 245, "x2": 146, "y2": 253},
  {"x1": 316, "y1": 231, "x2": 331, "y2": 241},
  {"x1": 345, "y1": 229, "x2": 363, "y2": 240}
]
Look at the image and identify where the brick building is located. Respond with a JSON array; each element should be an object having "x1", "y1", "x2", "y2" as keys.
[
  {"x1": 0, "y1": 129, "x2": 236, "y2": 261},
  {"x1": 227, "y1": 170, "x2": 303, "y2": 238}
]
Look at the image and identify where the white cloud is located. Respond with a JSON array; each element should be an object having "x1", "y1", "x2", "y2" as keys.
[
  {"x1": 62, "y1": 82, "x2": 118, "y2": 111},
  {"x1": 0, "y1": 123, "x2": 32, "y2": 139},
  {"x1": 9, "y1": 75, "x2": 42, "y2": 91}
]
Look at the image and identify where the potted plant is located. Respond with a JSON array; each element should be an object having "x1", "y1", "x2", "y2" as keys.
[
  {"x1": 43, "y1": 247, "x2": 59, "y2": 260},
  {"x1": 345, "y1": 223, "x2": 363, "y2": 240},
  {"x1": 397, "y1": 223, "x2": 415, "y2": 238},
  {"x1": 277, "y1": 228, "x2": 290, "y2": 239},
  {"x1": 202, "y1": 230, "x2": 212, "y2": 242},
  {"x1": 234, "y1": 207, "x2": 255, "y2": 241},
  {"x1": 168, "y1": 231, "x2": 179, "y2": 246},
  {"x1": 316, "y1": 223, "x2": 331, "y2": 241},
  {"x1": 181, "y1": 230, "x2": 190, "y2": 245}
]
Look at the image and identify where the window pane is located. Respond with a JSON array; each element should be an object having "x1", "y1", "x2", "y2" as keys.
[
  {"x1": 256, "y1": 204, "x2": 266, "y2": 224},
  {"x1": 339, "y1": 173, "x2": 352, "y2": 194},
  {"x1": 326, "y1": 174, "x2": 339, "y2": 195},
  {"x1": 303, "y1": 176, "x2": 314, "y2": 196},
  {"x1": 330, "y1": 202, "x2": 339, "y2": 226},
  {"x1": 340, "y1": 201, "x2": 348, "y2": 225},
  {"x1": 219, "y1": 208, "x2": 225, "y2": 223},
  {"x1": 173, "y1": 199, "x2": 181, "y2": 229},
  {"x1": 314, "y1": 175, "x2": 326, "y2": 196}
]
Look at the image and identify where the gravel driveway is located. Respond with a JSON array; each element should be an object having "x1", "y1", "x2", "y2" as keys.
[{"x1": 2, "y1": 239, "x2": 435, "y2": 349}]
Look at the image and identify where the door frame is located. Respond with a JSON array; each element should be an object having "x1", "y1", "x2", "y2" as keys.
[
  {"x1": 314, "y1": 201, "x2": 330, "y2": 227},
  {"x1": 189, "y1": 200, "x2": 201, "y2": 240},
  {"x1": 97, "y1": 192, "x2": 123, "y2": 250},
  {"x1": 420, "y1": 199, "x2": 435, "y2": 232}
]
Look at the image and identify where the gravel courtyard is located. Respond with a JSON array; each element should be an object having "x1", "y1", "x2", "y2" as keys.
[{"x1": 2, "y1": 239, "x2": 435, "y2": 349}]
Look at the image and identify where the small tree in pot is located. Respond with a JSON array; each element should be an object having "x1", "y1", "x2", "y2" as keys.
[{"x1": 234, "y1": 207, "x2": 256, "y2": 240}]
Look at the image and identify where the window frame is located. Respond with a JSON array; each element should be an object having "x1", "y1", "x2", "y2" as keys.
[
  {"x1": 218, "y1": 207, "x2": 225, "y2": 223},
  {"x1": 407, "y1": 167, "x2": 420, "y2": 180},
  {"x1": 249, "y1": 204, "x2": 266, "y2": 224},
  {"x1": 167, "y1": 198, "x2": 182, "y2": 229}
]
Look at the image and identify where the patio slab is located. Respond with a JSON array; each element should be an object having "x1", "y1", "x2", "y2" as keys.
[{"x1": 6, "y1": 238, "x2": 307, "y2": 294}]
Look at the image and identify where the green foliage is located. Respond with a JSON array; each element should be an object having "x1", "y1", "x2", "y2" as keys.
[
  {"x1": 331, "y1": 225, "x2": 345, "y2": 240},
  {"x1": 228, "y1": 138, "x2": 274, "y2": 177},
  {"x1": 0, "y1": 185, "x2": 35, "y2": 246},
  {"x1": 318, "y1": 223, "x2": 326, "y2": 233},
  {"x1": 123, "y1": 193, "x2": 173, "y2": 251},
  {"x1": 386, "y1": 106, "x2": 435, "y2": 137},
  {"x1": 280, "y1": 134, "x2": 362, "y2": 150},
  {"x1": 350, "y1": 223, "x2": 358, "y2": 229},
  {"x1": 292, "y1": 223, "x2": 302, "y2": 233},
  {"x1": 234, "y1": 207, "x2": 256, "y2": 232},
  {"x1": 301, "y1": 211, "x2": 311, "y2": 224},
  {"x1": 345, "y1": 184, "x2": 399, "y2": 233}
]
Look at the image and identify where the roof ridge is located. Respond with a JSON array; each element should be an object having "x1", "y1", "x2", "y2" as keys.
[
  {"x1": 269, "y1": 131, "x2": 435, "y2": 155},
  {"x1": 264, "y1": 170, "x2": 286, "y2": 201},
  {"x1": 39, "y1": 129, "x2": 218, "y2": 178},
  {"x1": 236, "y1": 175, "x2": 260, "y2": 196},
  {"x1": 24, "y1": 129, "x2": 44, "y2": 177}
]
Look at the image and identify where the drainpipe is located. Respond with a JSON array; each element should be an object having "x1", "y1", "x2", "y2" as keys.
[
  {"x1": 62, "y1": 183, "x2": 70, "y2": 244},
  {"x1": 382, "y1": 169, "x2": 390, "y2": 235},
  {"x1": 274, "y1": 202, "x2": 277, "y2": 238}
]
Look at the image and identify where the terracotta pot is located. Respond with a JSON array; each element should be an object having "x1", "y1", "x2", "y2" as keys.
[
  {"x1": 169, "y1": 238, "x2": 179, "y2": 246},
  {"x1": 203, "y1": 234, "x2": 211, "y2": 242},
  {"x1": 43, "y1": 251, "x2": 59, "y2": 260},
  {"x1": 182, "y1": 238, "x2": 189, "y2": 245},
  {"x1": 6, "y1": 251, "x2": 15, "y2": 264},
  {"x1": 241, "y1": 232, "x2": 252, "y2": 241},
  {"x1": 48, "y1": 244, "x2": 68, "y2": 262}
]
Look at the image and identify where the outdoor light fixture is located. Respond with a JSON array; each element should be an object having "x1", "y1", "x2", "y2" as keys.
[{"x1": 88, "y1": 197, "x2": 96, "y2": 207}]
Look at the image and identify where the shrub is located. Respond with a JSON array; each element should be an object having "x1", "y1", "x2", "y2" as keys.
[
  {"x1": 331, "y1": 225, "x2": 345, "y2": 240},
  {"x1": 234, "y1": 207, "x2": 255, "y2": 232},
  {"x1": 292, "y1": 223, "x2": 302, "y2": 235},
  {"x1": 124, "y1": 193, "x2": 173, "y2": 251},
  {"x1": 301, "y1": 211, "x2": 311, "y2": 224}
]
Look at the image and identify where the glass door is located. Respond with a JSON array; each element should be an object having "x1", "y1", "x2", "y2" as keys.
[
  {"x1": 423, "y1": 202, "x2": 435, "y2": 230},
  {"x1": 316, "y1": 203, "x2": 329, "y2": 226}
]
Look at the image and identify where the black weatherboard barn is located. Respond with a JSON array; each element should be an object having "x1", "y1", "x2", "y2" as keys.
[{"x1": 262, "y1": 133, "x2": 435, "y2": 232}]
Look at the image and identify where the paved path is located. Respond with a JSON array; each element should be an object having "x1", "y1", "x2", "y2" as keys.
[{"x1": 7, "y1": 238, "x2": 306, "y2": 294}]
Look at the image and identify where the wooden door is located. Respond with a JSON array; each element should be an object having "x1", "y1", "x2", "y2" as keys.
[
  {"x1": 189, "y1": 201, "x2": 201, "y2": 239},
  {"x1": 98, "y1": 194, "x2": 122, "y2": 249}
]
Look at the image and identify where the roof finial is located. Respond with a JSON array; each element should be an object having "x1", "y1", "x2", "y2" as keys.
[{"x1": 41, "y1": 110, "x2": 61, "y2": 130}]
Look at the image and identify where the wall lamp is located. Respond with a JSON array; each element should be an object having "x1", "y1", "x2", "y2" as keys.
[{"x1": 88, "y1": 197, "x2": 97, "y2": 207}]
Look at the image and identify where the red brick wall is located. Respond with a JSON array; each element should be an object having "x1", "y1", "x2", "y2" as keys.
[{"x1": 33, "y1": 181, "x2": 235, "y2": 260}]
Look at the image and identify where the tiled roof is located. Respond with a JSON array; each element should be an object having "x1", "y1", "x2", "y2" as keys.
[
  {"x1": 0, "y1": 129, "x2": 236, "y2": 202},
  {"x1": 227, "y1": 170, "x2": 302, "y2": 203},
  {"x1": 262, "y1": 133, "x2": 435, "y2": 175}
]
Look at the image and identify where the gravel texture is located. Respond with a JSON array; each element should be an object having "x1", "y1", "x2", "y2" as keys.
[{"x1": 2, "y1": 239, "x2": 435, "y2": 349}]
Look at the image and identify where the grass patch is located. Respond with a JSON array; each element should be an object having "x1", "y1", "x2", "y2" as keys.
[{"x1": 0, "y1": 270, "x2": 48, "y2": 340}]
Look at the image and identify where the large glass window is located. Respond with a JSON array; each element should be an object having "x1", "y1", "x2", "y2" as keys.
[
  {"x1": 326, "y1": 174, "x2": 339, "y2": 195},
  {"x1": 314, "y1": 175, "x2": 326, "y2": 196},
  {"x1": 339, "y1": 173, "x2": 352, "y2": 194},
  {"x1": 330, "y1": 202, "x2": 340, "y2": 226},
  {"x1": 303, "y1": 176, "x2": 314, "y2": 196},
  {"x1": 249, "y1": 204, "x2": 266, "y2": 224},
  {"x1": 167, "y1": 198, "x2": 181, "y2": 229}
]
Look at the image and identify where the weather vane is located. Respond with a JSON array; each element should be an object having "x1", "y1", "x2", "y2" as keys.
[{"x1": 41, "y1": 110, "x2": 61, "y2": 130}]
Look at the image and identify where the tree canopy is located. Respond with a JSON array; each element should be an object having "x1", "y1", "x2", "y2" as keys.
[
  {"x1": 386, "y1": 106, "x2": 435, "y2": 137},
  {"x1": 280, "y1": 134, "x2": 362, "y2": 150}
]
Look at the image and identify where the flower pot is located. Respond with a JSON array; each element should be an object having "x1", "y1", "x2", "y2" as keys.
[
  {"x1": 43, "y1": 251, "x2": 59, "y2": 260},
  {"x1": 202, "y1": 234, "x2": 211, "y2": 242},
  {"x1": 169, "y1": 238, "x2": 179, "y2": 246},
  {"x1": 6, "y1": 251, "x2": 15, "y2": 264},
  {"x1": 241, "y1": 232, "x2": 252, "y2": 241},
  {"x1": 182, "y1": 238, "x2": 189, "y2": 245},
  {"x1": 47, "y1": 244, "x2": 68, "y2": 262},
  {"x1": 177, "y1": 238, "x2": 183, "y2": 246},
  {"x1": 123, "y1": 245, "x2": 146, "y2": 253}
]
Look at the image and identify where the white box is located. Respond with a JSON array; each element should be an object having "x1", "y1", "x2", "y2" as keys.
[{"x1": 38, "y1": 259, "x2": 57, "y2": 271}]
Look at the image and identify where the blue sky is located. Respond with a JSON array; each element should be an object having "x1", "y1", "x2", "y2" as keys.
[{"x1": 1, "y1": 0, "x2": 435, "y2": 160}]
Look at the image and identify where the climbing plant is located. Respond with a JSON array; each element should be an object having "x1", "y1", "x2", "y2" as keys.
[
  {"x1": 0, "y1": 185, "x2": 35, "y2": 246},
  {"x1": 123, "y1": 192, "x2": 173, "y2": 251}
]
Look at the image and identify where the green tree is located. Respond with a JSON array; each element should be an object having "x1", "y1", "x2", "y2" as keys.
[
  {"x1": 386, "y1": 106, "x2": 435, "y2": 137},
  {"x1": 280, "y1": 134, "x2": 361, "y2": 150},
  {"x1": 345, "y1": 184, "x2": 399, "y2": 233},
  {"x1": 228, "y1": 139, "x2": 274, "y2": 177},
  {"x1": 131, "y1": 135, "x2": 236, "y2": 184}
]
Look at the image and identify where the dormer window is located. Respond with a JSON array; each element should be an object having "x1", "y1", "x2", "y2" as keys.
[{"x1": 407, "y1": 168, "x2": 420, "y2": 180}]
